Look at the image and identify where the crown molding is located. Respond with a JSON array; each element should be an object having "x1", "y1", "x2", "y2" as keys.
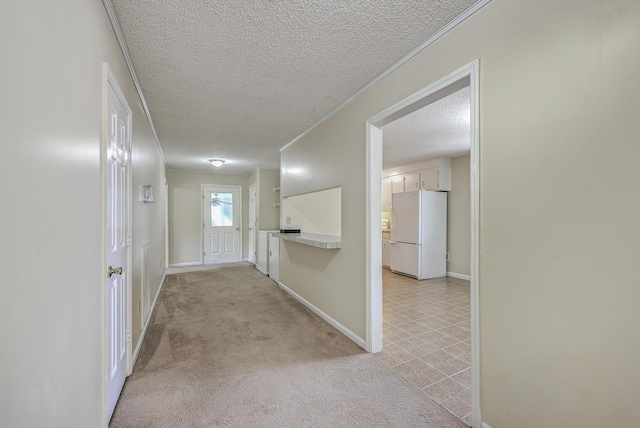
[
  {"x1": 280, "y1": 0, "x2": 492, "y2": 152},
  {"x1": 102, "y1": 0, "x2": 167, "y2": 168}
]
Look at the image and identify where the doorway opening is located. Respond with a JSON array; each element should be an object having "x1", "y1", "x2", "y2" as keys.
[{"x1": 365, "y1": 61, "x2": 480, "y2": 426}]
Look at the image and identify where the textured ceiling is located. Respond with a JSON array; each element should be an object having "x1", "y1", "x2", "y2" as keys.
[
  {"x1": 110, "y1": 0, "x2": 479, "y2": 174},
  {"x1": 382, "y1": 86, "x2": 470, "y2": 170}
]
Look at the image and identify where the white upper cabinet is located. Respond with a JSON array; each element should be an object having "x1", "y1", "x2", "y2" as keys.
[
  {"x1": 420, "y1": 167, "x2": 451, "y2": 191},
  {"x1": 383, "y1": 158, "x2": 452, "y2": 199},
  {"x1": 391, "y1": 175, "x2": 405, "y2": 194},
  {"x1": 403, "y1": 172, "x2": 420, "y2": 192}
]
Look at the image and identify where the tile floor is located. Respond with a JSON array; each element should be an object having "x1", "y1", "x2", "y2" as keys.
[{"x1": 373, "y1": 268, "x2": 472, "y2": 424}]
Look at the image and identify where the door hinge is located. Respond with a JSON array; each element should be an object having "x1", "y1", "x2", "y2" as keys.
[
  {"x1": 126, "y1": 138, "x2": 132, "y2": 151},
  {"x1": 126, "y1": 329, "x2": 132, "y2": 343},
  {"x1": 126, "y1": 234, "x2": 132, "y2": 246}
]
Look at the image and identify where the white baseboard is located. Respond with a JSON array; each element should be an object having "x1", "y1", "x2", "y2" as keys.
[
  {"x1": 277, "y1": 280, "x2": 366, "y2": 350},
  {"x1": 447, "y1": 271, "x2": 471, "y2": 281},
  {"x1": 482, "y1": 423, "x2": 493, "y2": 428},
  {"x1": 169, "y1": 261, "x2": 201, "y2": 267},
  {"x1": 132, "y1": 273, "x2": 166, "y2": 366}
]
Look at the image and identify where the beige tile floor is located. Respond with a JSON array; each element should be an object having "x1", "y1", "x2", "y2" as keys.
[{"x1": 374, "y1": 268, "x2": 472, "y2": 424}]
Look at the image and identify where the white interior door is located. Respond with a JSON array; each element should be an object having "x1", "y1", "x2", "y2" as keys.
[
  {"x1": 248, "y1": 184, "x2": 257, "y2": 264},
  {"x1": 106, "y1": 76, "x2": 131, "y2": 420},
  {"x1": 203, "y1": 186, "x2": 241, "y2": 264}
]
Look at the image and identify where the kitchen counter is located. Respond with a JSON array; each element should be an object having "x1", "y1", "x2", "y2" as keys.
[{"x1": 273, "y1": 232, "x2": 341, "y2": 249}]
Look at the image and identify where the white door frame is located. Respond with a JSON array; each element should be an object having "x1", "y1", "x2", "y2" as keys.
[
  {"x1": 200, "y1": 184, "x2": 243, "y2": 264},
  {"x1": 248, "y1": 183, "x2": 257, "y2": 264},
  {"x1": 102, "y1": 63, "x2": 133, "y2": 420},
  {"x1": 365, "y1": 60, "x2": 480, "y2": 426}
]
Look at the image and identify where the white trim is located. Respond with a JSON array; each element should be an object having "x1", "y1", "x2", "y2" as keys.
[
  {"x1": 469, "y1": 57, "x2": 482, "y2": 428},
  {"x1": 164, "y1": 177, "x2": 169, "y2": 270},
  {"x1": 482, "y1": 423, "x2": 493, "y2": 428},
  {"x1": 280, "y1": 0, "x2": 492, "y2": 152},
  {"x1": 132, "y1": 273, "x2": 166, "y2": 365},
  {"x1": 101, "y1": 0, "x2": 167, "y2": 169},
  {"x1": 169, "y1": 262, "x2": 202, "y2": 268},
  {"x1": 365, "y1": 123, "x2": 383, "y2": 353},
  {"x1": 447, "y1": 272, "x2": 471, "y2": 281},
  {"x1": 277, "y1": 281, "x2": 366, "y2": 350},
  {"x1": 365, "y1": 60, "x2": 481, "y2": 427}
]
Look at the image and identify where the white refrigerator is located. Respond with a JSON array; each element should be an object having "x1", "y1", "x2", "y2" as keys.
[{"x1": 390, "y1": 190, "x2": 447, "y2": 280}]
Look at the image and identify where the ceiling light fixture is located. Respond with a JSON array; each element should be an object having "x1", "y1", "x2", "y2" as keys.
[{"x1": 209, "y1": 158, "x2": 225, "y2": 167}]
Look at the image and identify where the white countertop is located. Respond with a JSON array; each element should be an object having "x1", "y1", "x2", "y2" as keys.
[{"x1": 272, "y1": 232, "x2": 342, "y2": 249}]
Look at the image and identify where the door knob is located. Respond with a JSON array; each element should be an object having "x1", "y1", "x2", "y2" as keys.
[{"x1": 108, "y1": 266, "x2": 123, "y2": 277}]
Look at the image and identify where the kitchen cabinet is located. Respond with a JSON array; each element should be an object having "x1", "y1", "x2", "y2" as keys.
[
  {"x1": 403, "y1": 172, "x2": 420, "y2": 192},
  {"x1": 269, "y1": 234, "x2": 280, "y2": 283},
  {"x1": 382, "y1": 177, "x2": 392, "y2": 210},
  {"x1": 391, "y1": 175, "x2": 405, "y2": 194},
  {"x1": 420, "y1": 167, "x2": 451, "y2": 191},
  {"x1": 382, "y1": 231, "x2": 391, "y2": 268}
]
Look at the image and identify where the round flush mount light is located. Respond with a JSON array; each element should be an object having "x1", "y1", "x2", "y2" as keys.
[{"x1": 209, "y1": 158, "x2": 225, "y2": 167}]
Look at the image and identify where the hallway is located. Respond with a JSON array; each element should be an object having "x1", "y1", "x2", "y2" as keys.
[{"x1": 109, "y1": 263, "x2": 467, "y2": 427}]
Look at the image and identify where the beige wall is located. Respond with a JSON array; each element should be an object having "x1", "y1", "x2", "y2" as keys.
[
  {"x1": 282, "y1": 187, "x2": 342, "y2": 236},
  {"x1": 257, "y1": 169, "x2": 281, "y2": 230},
  {"x1": 0, "y1": 1, "x2": 166, "y2": 426},
  {"x1": 167, "y1": 170, "x2": 249, "y2": 264},
  {"x1": 447, "y1": 155, "x2": 471, "y2": 277},
  {"x1": 280, "y1": 1, "x2": 640, "y2": 426}
]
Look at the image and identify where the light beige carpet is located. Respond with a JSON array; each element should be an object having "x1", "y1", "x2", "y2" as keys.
[{"x1": 109, "y1": 263, "x2": 467, "y2": 428}]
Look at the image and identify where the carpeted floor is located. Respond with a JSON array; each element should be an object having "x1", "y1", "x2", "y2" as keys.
[{"x1": 109, "y1": 262, "x2": 468, "y2": 427}]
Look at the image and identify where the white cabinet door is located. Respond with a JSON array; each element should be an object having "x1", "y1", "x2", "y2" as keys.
[
  {"x1": 420, "y1": 169, "x2": 439, "y2": 190},
  {"x1": 391, "y1": 175, "x2": 405, "y2": 193},
  {"x1": 269, "y1": 235, "x2": 280, "y2": 283},
  {"x1": 404, "y1": 172, "x2": 420, "y2": 192},
  {"x1": 382, "y1": 177, "x2": 392, "y2": 210},
  {"x1": 420, "y1": 168, "x2": 451, "y2": 191}
]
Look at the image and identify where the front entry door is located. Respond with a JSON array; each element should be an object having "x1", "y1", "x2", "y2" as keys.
[
  {"x1": 203, "y1": 186, "x2": 241, "y2": 264},
  {"x1": 106, "y1": 75, "x2": 131, "y2": 420}
]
